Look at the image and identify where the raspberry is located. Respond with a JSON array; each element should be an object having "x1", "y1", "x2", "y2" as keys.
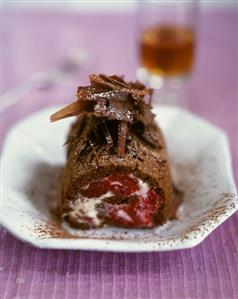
[
  {"x1": 81, "y1": 174, "x2": 161, "y2": 228},
  {"x1": 106, "y1": 193, "x2": 160, "y2": 228},
  {"x1": 81, "y1": 174, "x2": 139, "y2": 198}
]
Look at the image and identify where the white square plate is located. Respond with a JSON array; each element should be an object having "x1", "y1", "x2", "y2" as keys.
[{"x1": 1, "y1": 105, "x2": 237, "y2": 252}]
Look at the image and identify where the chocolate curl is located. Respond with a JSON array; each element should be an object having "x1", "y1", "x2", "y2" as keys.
[
  {"x1": 50, "y1": 101, "x2": 83, "y2": 122},
  {"x1": 74, "y1": 116, "x2": 96, "y2": 156},
  {"x1": 50, "y1": 74, "x2": 157, "y2": 157},
  {"x1": 89, "y1": 74, "x2": 127, "y2": 90},
  {"x1": 118, "y1": 121, "x2": 128, "y2": 156},
  {"x1": 101, "y1": 122, "x2": 113, "y2": 150}
]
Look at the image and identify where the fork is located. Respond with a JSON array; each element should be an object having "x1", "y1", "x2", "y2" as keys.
[{"x1": 0, "y1": 48, "x2": 89, "y2": 113}]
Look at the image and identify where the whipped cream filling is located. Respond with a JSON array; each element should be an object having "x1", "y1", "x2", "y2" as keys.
[
  {"x1": 116, "y1": 210, "x2": 133, "y2": 222},
  {"x1": 64, "y1": 176, "x2": 151, "y2": 226},
  {"x1": 134, "y1": 178, "x2": 150, "y2": 197},
  {"x1": 64, "y1": 191, "x2": 113, "y2": 226}
]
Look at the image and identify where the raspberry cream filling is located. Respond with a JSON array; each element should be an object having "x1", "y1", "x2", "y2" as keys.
[{"x1": 64, "y1": 174, "x2": 161, "y2": 228}]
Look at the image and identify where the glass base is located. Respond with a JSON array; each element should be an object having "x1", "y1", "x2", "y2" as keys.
[
  {"x1": 136, "y1": 67, "x2": 164, "y2": 89},
  {"x1": 136, "y1": 67, "x2": 190, "y2": 105}
]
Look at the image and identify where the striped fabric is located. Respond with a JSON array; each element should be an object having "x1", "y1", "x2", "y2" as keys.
[{"x1": 1, "y1": 8, "x2": 237, "y2": 299}]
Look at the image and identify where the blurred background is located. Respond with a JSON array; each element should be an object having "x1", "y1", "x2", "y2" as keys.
[
  {"x1": 1, "y1": 0, "x2": 238, "y2": 164},
  {"x1": 1, "y1": 3, "x2": 238, "y2": 299}
]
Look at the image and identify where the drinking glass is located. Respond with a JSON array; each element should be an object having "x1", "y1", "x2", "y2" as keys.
[{"x1": 136, "y1": 0, "x2": 199, "y2": 104}]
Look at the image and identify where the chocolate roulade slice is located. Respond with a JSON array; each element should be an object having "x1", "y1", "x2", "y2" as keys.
[{"x1": 51, "y1": 74, "x2": 173, "y2": 229}]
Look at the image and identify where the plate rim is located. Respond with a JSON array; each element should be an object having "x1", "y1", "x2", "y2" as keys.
[{"x1": 1, "y1": 105, "x2": 237, "y2": 252}]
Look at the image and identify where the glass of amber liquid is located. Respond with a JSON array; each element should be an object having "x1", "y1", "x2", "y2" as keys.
[{"x1": 137, "y1": 0, "x2": 199, "y2": 103}]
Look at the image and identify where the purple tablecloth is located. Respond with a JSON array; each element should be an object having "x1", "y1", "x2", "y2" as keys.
[{"x1": 1, "y1": 8, "x2": 238, "y2": 299}]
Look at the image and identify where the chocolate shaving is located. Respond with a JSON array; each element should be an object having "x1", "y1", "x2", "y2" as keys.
[
  {"x1": 74, "y1": 116, "x2": 96, "y2": 156},
  {"x1": 90, "y1": 74, "x2": 127, "y2": 90},
  {"x1": 50, "y1": 101, "x2": 83, "y2": 122},
  {"x1": 142, "y1": 126, "x2": 159, "y2": 147},
  {"x1": 106, "y1": 99, "x2": 134, "y2": 123},
  {"x1": 118, "y1": 121, "x2": 128, "y2": 156},
  {"x1": 64, "y1": 115, "x2": 85, "y2": 146},
  {"x1": 50, "y1": 74, "x2": 158, "y2": 157},
  {"x1": 101, "y1": 121, "x2": 113, "y2": 150}
]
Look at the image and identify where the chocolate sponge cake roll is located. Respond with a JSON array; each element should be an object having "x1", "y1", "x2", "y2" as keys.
[{"x1": 51, "y1": 74, "x2": 173, "y2": 229}]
